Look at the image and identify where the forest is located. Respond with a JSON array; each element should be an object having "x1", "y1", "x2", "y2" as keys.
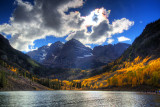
[{"x1": 1, "y1": 56, "x2": 160, "y2": 90}]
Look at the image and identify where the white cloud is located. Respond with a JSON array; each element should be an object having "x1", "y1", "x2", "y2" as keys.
[
  {"x1": 66, "y1": 18, "x2": 134, "y2": 45},
  {"x1": 111, "y1": 18, "x2": 134, "y2": 34},
  {"x1": 107, "y1": 38, "x2": 114, "y2": 44},
  {"x1": 117, "y1": 36, "x2": 131, "y2": 42},
  {"x1": 82, "y1": 8, "x2": 110, "y2": 27},
  {"x1": 30, "y1": 47, "x2": 38, "y2": 51},
  {"x1": 47, "y1": 43, "x2": 52, "y2": 46},
  {"x1": 85, "y1": 44, "x2": 91, "y2": 48},
  {"x1": 0, "y1": 0, "x2": 134, "y2": 52}
]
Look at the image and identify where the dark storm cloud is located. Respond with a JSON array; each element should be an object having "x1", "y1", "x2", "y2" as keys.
[
  {"x1": 13, "y1": 0, "x2": 84, "y2": 31},
  {"x1": 66, "y1": 20, "x2": 111, "y2": 44},
  {"x1": 90, "y1": 20, "x2": 111, "y2": 41},
  {"x1": 38, "y1": 0, "x2": 69, "y2": 30},
  {"x1": 13, "y1": 0, "x2": 33, "y2": 22}
]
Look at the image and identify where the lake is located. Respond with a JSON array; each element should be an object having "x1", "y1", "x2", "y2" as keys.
[{"x1": 0, "y1": 91, "x2": 160, "y2": 107}]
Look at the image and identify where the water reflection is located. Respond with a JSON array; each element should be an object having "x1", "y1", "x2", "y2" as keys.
[{"x1": 0, "y1": 91, "x2": 160, "y2": 107}]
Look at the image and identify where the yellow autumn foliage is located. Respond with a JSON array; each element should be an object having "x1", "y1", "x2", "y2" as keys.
[{"x1": 77, "y1": 56, "x2": 160, "y2": 89}]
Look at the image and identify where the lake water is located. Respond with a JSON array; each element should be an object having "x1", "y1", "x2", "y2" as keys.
[{"x1": 0, "y1": 91, "x2": 160, "y2": 107}]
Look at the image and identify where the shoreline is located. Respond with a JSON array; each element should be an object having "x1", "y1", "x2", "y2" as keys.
[
  {"x1": 1, "y1": 85, "x2": 160, "y2": 95},
  {"x1": 1, "y1": 89, "x2": 160, "y2": 95},
  {"x1": 0, "y1": 90, "x2": 160, "y2": 96}
]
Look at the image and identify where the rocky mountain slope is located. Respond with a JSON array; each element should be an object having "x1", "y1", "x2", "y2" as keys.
[
  {"x1": 122, "y1": 19, "x2": 160, "y2": 61},
  {"x1": 52, "y1": 39, "x2": 93, "y2": 68},
  {"x1": 43, "y1": 41, "x2": 63, "y2": 65},
  {"x1": 27, "y1": 45, "x2": 50, "y2": 63},
  {"x1": 27, "y1": 39, "x2": 130, "y2": 69},
  {"x1": 92, "y1": 43, "x2": 130, "y2": 65}
]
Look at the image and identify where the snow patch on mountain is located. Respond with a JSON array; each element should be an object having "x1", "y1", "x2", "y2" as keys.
[{"x1": 77, "y1": 53, "x2": 93, "y2": 58}]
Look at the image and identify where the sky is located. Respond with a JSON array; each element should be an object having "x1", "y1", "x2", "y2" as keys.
[{"x1": 0, "y1": 0, "x2": 160, "y2": 52}]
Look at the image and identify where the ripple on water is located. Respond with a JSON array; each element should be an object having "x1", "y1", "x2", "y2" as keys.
[{"x1": 0, "y1": 91, "x2": 160, "y2": 107}]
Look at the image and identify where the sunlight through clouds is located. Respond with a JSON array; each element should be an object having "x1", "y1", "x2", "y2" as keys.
[
  {"x1": 82, "y1": 8, "x2": 110, "y2": 27},
  {"x1": 0, "y1": 0, "x2": 134, "y2": 52}
]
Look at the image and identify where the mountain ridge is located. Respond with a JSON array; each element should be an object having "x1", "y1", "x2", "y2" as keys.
[{"x1": 27, "y1": 39, "x2": 130, "y2": 69}]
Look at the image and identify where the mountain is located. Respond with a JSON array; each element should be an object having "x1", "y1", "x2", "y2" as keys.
[
  {"x1": 122, "y1": 19, "x2": 160, "y2": 61},
  {"x1": 52, "y1": 39, "x2": 92, "y2": 68},
  {"x1": 78, "y1": 19, "x2": 160, "y2": 90},
  {"x1": 27, "y1": 39, "x2": 130, "y2": 69},
  {"x1": 93, "y1": 43, "x2": 130, "y2": 64}
]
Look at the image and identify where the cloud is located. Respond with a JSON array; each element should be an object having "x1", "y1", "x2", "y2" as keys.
[
  {"x1": 117, "y1": 36, "x2": 131, "y2": 42},
  {"x1": 29, "y1": 46, "x2": 38, "y2": 51},
  {"x1": 85, "y1": 44, "x2": 91, "y2": 48},
  {"x1": 107, "y1": 38, "x2": 114, "y2": 44},
  {"x1": 82, "y1": 7, "x2": 110, "y2": 27},
  {"x1": 66, "y1": 20, "x2": 111, "y2": 44},
  {"x1": 111, "y1": 18, "x2": 134, "y2": 34},
  {"x1": 47, "y1": 43, "x2": 52, "y2": 46},
  {"x1": 66, "y1": 18, "x2": 134, "y2": 45},
  {"x1": 0, "y1": 0, "x2": 134, "y2": 52},
  {"x1": 0, "y1": 0, "x2": 84, "y2": 52}
]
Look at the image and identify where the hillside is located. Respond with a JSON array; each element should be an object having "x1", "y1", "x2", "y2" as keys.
[
  {"x1": 122, "y1": 19, "x2": 160, "y2": 61},
  {"x1": 0, "y1": 65, "x2": 51, "y2": 91},
  {"x1": 78, "y1": 19, "x2": 160, "y2": 90},
  {"x1": 0, "y1": 34, "x2": 52, "y2": 90}
]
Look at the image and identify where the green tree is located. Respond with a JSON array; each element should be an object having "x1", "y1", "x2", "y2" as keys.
[{"x1": 152, "y1": 72, "x2": 159, "y2": 86}]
